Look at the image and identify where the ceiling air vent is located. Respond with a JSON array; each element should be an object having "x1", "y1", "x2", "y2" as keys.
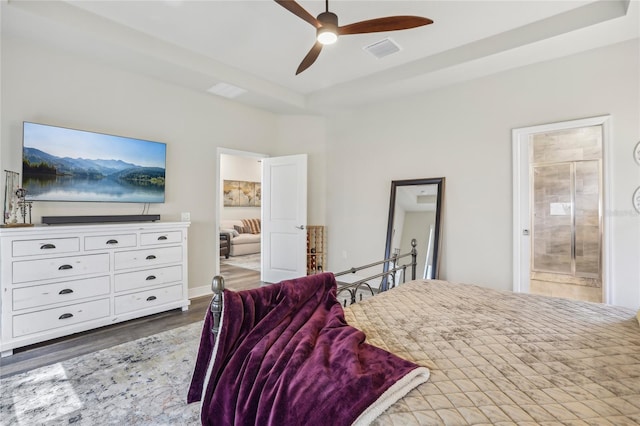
[
  {"x1": 363, "y1": 38, "x2": 401, "y2": 59},
  {"x1": 207, "y1": 82, "x2": 247, "y2": 99}
]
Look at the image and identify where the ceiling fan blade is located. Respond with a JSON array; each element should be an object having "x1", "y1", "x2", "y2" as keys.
[
  {"x1": 274, "y1": 0, "x2": 321, "y2": 28},
  {"x1": 296, "y1": 41, "x2": 323, "y2": 75},
  {"x1": 338, "y1": 16, "x2": 433, "y2": 36}
]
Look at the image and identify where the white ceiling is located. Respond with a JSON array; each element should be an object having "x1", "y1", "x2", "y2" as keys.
[
  {"x1": 397, "y1": 184, "x2": 439, "y2": 212},
  {"x1": 2, "y1": 0, "x2": 638, "y2": 113}
]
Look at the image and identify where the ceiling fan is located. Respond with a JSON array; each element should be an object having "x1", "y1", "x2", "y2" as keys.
[{"x1": 274, "y1": 0, "x2": 434, "y2": 75}]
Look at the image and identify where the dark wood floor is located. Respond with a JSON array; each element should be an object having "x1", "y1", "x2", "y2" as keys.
[
  {"x1": 0, "y1": 263, "x2": 263, "y2": 379},
  {"x1": 217, "y1": 261, "x2": 264, "y2": 292}
]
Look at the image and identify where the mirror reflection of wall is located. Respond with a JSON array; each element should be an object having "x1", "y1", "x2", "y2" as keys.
[{"x1": 393, "y1": 185, "x2": 439, "y2": 279}]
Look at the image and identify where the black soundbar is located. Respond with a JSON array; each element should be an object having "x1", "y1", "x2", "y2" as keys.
[{"x1": 42, "y1": 215, "x2": 161, "y2": 225}]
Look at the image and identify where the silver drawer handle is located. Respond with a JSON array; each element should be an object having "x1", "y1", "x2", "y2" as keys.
[
  {"x1": 146, "y1": 255, "x2": 157, "y2": 260},
  {"x1": 41, "y1": 243, "x2": 56, "y2": 250},
  {"x1": 59, "y1": 313, "x2": 74, "y2": 320},
  {"x1": 146, "y1": 296, "x2": 157, "y2": 301},
  {"x1": 59, "y1": 289, "x2": 74, "y2": 295},
  {"x1": 146, "y1": 275, "x2": 156, "y2": 281},
  {"x1": 106, "y1": 239, "x2": 119, "y2": 245},
  {"x1": 157, "y1": 236, "x2": 168, "y2": 241},
  {"x1": 58, "y1": 264, "x2": 73, "y2": 270}
]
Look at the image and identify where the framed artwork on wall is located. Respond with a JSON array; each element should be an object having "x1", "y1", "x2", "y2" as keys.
[{"x1": 223, "y1": 180, "x2": 261, "y2": 207}]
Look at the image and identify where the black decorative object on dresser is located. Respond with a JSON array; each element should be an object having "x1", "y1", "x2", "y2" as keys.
[{"x1": 42, "y1": 214, "x2": 161, "y2": 225}]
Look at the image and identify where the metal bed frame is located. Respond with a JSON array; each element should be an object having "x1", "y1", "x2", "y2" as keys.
[
  {"x1": 208, "y1": 239, "x2": 417, "y2": 335},
  {"x1": 333, "y1": 238, "x2": 418, "y2": 305}
]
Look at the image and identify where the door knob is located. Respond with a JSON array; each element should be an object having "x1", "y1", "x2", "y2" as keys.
[{"x1": 295, "y1": 225, "x2": 305, "y2": 230}]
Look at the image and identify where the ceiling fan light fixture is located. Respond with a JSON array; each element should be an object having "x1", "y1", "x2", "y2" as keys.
[
  {"x1": 274, "y1": 0, "x2": 433, "y2": 74},
  {"x1": 316, "y1": 11, "x2": 338, "y2": 45},
  {"x1": 317, "y1": 26, "x2": 337, "y2": 44}
]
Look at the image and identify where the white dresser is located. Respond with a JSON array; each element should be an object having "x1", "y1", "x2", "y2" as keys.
[{"x1": 0, "y1": 221, "x2": 190, "y2": 357}]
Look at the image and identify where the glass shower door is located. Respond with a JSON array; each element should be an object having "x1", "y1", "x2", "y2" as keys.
[{"x1": 529, "y1": 126, "x2": 602, "y2": 302}]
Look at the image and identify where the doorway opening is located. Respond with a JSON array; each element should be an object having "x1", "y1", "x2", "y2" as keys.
[
  {"x1": 529, "y1": 127, "x2": 603, "y2": 302},
  {"x1": 216, "y1": 148, "x2": 266, "y2": 283},
  {"x1": 512, "y1": 115, "x2": 612, "y2": 303}
]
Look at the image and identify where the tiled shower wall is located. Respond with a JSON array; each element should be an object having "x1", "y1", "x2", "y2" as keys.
[{"x1": 530, "y1": 126, "x2": 602, "y2": 302}]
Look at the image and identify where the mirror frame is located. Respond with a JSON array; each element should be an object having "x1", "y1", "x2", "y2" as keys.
[{"x1": 383, "y1": 177, "x2": 445, "y2": 289}]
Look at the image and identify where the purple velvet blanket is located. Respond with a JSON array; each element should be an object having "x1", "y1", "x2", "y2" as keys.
[{"x1": 188, "y1": 273, "x2": 429, "y2": 425}]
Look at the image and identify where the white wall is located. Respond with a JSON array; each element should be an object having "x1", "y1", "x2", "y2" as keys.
[
  {"x1": 326, "y1": 39, "x2": 640, "y2": 309},
  {"x1": 3, "y1": 34, "x2": 638, "y2": 310},
  {"x1": 399, "y1": 211, "x2": 436, "y2": 280},
  {"x1": 1, "y1": 36, "x2": 279, "y2": 292},
  {"x1": 220, "y1": 154, "x2": 261, "y2": 220},
  {"x1": 274, "y1": 115, "x2": 327, "y2": 227}
]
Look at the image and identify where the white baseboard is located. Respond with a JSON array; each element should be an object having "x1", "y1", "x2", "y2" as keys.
[{"x1": 189, "y1": 284, "x2": 213, "y2": 300}]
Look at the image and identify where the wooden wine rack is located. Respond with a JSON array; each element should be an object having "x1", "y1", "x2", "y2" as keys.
[{"x1": 306, "y1": 226, "x2": 326, "y2": 275}]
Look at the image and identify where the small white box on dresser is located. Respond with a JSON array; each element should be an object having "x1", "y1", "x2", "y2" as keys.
[{"x1": 0, "y1": 221, "x2": 190, "y2": 357}]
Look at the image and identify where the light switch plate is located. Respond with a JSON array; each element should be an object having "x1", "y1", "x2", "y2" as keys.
[{"x1": 181, "y1": 212, "x2": 191, "y2": 222}]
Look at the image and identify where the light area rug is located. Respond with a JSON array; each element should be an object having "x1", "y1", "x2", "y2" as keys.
[
  {"x1": 0, "y1": 321, "x2": 204, "y2": 425},
  {"x1": 221, "y1": 253, "x2": 261, "y2": 271}
]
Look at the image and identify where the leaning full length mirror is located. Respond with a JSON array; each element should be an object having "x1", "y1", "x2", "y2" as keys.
[{"x1": 384, "y1": 178, "x2": 445, "y2": 284}]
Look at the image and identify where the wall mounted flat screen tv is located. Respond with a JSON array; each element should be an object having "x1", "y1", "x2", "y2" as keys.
[{"x1": 22, "y1": 122, "x2": 166, "y2": 203}]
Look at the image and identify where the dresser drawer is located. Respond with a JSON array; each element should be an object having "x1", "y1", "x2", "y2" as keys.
[
  {"x1": 12, "y1": 276, "x2": 110, "y2": 311},
  {"x1": 114, "y1": 284, "x2": 183, "y2": 315},
  {"x1": 85, "y1": 234, "x2": 137, "y2": 250},
  {"x1": 12, "y1": 298, "x2": 110, "y2": 337},
  {"x1": 140, "y1": 230, "x2": 182, "y2": 246},
  {"x1": 114, "y1": 246, "x2": 182, "y2": 270},
  {"x1": 114, "y1": 265, "x2": 182, "y2": 293},
  {"x1": 12, "y1": 237, "x2": 80, "y2": 257},
  {"x1": 13, "y1": 253, "x2": 110, "y2": 284}
]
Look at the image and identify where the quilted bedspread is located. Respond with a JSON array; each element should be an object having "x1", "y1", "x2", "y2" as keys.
[{"x1": 344, "y1": 280, "x2": 640, "y2": 425}]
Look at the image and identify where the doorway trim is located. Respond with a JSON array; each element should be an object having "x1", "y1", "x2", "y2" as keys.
[
  {"x1": 512, "y1": 115, "x2": 612, "y2": 302},
  {"x1": 215, "y1": 147, "x2": 268, "y2": 277}
]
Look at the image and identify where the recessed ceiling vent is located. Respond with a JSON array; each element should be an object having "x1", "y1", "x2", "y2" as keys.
[
  {"x1": 363, "y1": 38, "x2": 401, "y2": 59},
  {"x1": 207, "y1": 82, "x2": 247, "y2": 99}
]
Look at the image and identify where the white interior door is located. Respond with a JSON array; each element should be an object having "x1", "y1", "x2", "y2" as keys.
[{"x1": 261, "y1": 154, "x2": 307, "y2": 283}]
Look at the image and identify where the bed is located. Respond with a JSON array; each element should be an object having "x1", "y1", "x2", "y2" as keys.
[
  {"x1": 190, "y1": 262, "x2": 640, "y2": 424},
  {"x1": 345, "y1": 279, "x2": 640, "y2": 424}
]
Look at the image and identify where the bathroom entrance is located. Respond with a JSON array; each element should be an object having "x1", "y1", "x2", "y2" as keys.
[
  {"x1": 512, "y1": 116, "x2": 610, "y2": 303},
  {"x1": 529, "y1": 126, "x2": 603, "y2": 302}
]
